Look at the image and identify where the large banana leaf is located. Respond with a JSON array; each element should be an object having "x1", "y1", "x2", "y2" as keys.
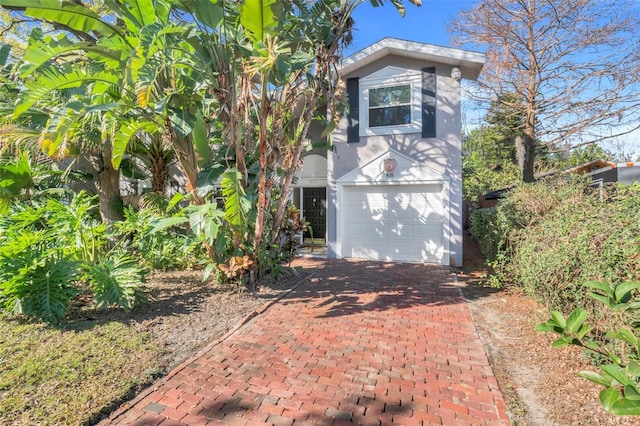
[
  {"x1": 0, "y1": 153, "x2": 34, "y2": 199},
  {"x1": 192, "y1": 110, "x2": 210, "y2": 165},
  {"x1": 21, "y1": 34, "x2": 122, "y2": 77},
  {"x1": 0, "y1": 0, "x2": 126, "y2": 39},
  {"x1": 112, "y1": 119, "x2": 158, "y2": 169},
  {"x1": 177, "y1": 0, "x2": 223, "y2": 30},
  {"x1": 0, "y1": 43, "x2": 10, "y2": 66},
  {"x1": 104, "y1": 0, "x2": 158, "y2": 32},
  {"x1": 14, "y1": 67, "x2": 120, "y2": 118},
  {"x1": 129, "y1": 22, "x2": 191, "y2": 107},
  {"x1": 239, "y1": 0, "x2": 282, "y2": 42},
  {"x1": 221, "y1": 169, "x2": 251, "y2": 228},
  {"x1": 39, "y1": 100, "x2": 119, "y2": 158}
]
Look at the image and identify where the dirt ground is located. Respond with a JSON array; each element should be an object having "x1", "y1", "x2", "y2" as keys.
[
  {"x1": 458, "y1": 233, "x2": 636, "y2": 425},
  {"x1": 91, "y1": 239, "x2": 637, "y2": 425}
]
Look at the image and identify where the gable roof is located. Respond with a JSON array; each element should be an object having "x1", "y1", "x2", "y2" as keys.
[{"x1": 341, "y1": 37, "x2": 485, "y2": 80}]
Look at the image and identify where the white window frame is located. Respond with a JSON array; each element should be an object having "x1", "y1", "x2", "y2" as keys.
[
  {"x1": 359, "y1": 66, "x2": 422, "y2": 137},
  {"x1": 368, "y1": 84, "x2": 412, "y2": 128}
]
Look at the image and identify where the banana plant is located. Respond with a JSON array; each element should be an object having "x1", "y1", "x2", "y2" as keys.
[{"x1": 1, "y1": 0, "x2": 423, "y2": 280}]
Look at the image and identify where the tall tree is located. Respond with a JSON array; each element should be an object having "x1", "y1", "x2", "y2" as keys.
[
  {"x1": 0, "y1": 0, "x2": 421, "y2": 279},
  {"x1": 451, "y1": 0, "x2": 640, "y2": 182}
]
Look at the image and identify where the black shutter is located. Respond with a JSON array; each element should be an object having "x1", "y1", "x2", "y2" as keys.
[
  {"x1": 421, "y1": 67, "x2": 436, "y2": 138},
  {"x1": 346, "y1": 77, "x2": 359, "y2": 143}
]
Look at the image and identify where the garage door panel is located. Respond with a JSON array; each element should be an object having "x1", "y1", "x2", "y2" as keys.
[
  {"x1": 350, "y1": 240, "x2": 418, "y2": 262},
  {"x1": 417, "y1": 222, "x2": 441, "y2": 237},
  {"x1": 341, "y1": 184, "x2": 444, "y2": 263},
  {"x1": 345, "y1": 222, "x2": 417, "y2": 238}
]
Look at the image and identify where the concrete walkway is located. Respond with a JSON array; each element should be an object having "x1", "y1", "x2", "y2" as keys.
[{"x1": 105, "y1": 258, "x2": 509, "y2": 425}]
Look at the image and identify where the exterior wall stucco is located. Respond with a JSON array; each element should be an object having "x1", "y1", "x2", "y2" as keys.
[{"x1": 327, "y1": 55, "x2": 463, "y2": 266}]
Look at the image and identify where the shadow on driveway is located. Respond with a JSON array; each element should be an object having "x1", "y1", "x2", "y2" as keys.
[{"x1": 104, "y1": 258, "x2": 509, "y2": 426}]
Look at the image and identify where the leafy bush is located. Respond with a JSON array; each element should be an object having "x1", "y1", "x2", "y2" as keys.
[
  {"x1": 463, "y1": 154, "x2": 521, "y2": 201},
  {"x1": 509, "y1": 183, "x2": 640, "y2": 313},
  {"x1": 113, "y1": 206, "x2": 202, "y2": 271},
  {"x1": 537, "y1": 281, "x2": 640, "y2": 416},
  {"x1": 469, "y1": 206, "x2": 502, "y2": 261},
  {"x1": 85, "y1": 254, "x2": 147, "y2": 311},
  {"x1": 471, "y1": 179, "x2": 640, "y2": 312},
  {"x1": 0, "y1": 232, "x2": 80, "y2": 324},
  {"x1": 0, "y1": 192, "x2": 147, "y2": 323}
]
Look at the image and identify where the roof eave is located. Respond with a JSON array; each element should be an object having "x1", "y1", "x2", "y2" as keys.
[{"x1": 340, "y1": 37, "x2": 485, "y2": 81}]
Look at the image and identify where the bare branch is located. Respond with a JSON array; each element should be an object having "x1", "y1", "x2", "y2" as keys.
[{"x1": 450, "y1": 0, "x2": 640, "y2": 181}]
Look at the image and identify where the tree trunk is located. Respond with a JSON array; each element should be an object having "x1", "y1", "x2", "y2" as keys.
[
  {"x1": 94, "y1": 165, "x2": 125, "y2": 223},
  {"x1": 523, "y1": 8, "x2": 538, "y2": 184},
  {"x1": 516, "y1": 134, "x2": 536, "y2": 183},
  {"x1": 150, "y1": 155, "x2": 168, "y2": 195}
]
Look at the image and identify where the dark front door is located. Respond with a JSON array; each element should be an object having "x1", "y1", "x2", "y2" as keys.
[{"x1": 302, "y1": 187, "x2": 326, "y2": 239}]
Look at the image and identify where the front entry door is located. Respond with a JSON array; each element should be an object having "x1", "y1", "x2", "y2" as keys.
[{"x1": 302, "y1": 187, "x2": 326, "y2": 239}]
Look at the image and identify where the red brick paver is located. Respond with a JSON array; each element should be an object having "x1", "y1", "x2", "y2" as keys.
[{"x1": 104, "y1": 259, "x2": 509, "y2": 425}]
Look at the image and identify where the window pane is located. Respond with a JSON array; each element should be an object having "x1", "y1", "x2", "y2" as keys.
[
  {"x1": 369, "y1": 85, "x2": 411, "y2": 107},
  {"x1": 369, "y1": 105, "x2": 412, "y2": 127}
]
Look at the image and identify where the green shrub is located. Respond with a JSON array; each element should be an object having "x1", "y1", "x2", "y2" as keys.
[
  {"x1": 0, "y1": 193, "x2": 147, "y2": 323},
  {"x1": 510, "y1": 183, "x2": 640, "y2": 314},
  {"x1": 469, "y1": 206, "x2": 499, "y2": 259},
  {"x1": 471, "y1": 179, "x2": 640, "y2": 316},
  {"x1": 113, "y1": 206, "x2": 203, "y2": 271},
  {"x1": 85, "y1": 254, "x2": 147, "y2": 311},
  {"x1": 0, "y1": 232, "x2": 80, "y2": 324}
]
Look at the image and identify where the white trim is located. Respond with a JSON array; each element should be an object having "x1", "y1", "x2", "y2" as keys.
[
  {"x1": 359, "y1": 67, "x2": 422, "y2": 137},
  {"x1": 341, "y1": 37, "x2": 485, "y2": 81},
  {"x1": 337, "y1": 148, "x2": 444, "y2": 185},
  {"x1": 296, "y1": 177, "x2": 327, "y2": 187}
]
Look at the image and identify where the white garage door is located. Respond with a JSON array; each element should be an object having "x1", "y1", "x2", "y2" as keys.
[{"x1": 341, "y1": 184, "x2": 444, "y2": 263}]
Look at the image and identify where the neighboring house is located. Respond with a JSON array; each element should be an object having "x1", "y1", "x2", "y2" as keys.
[
  {"x1": 586, "y1": 161, "x2": 640, "y2": 186},
  {"x1": 294, "y1": 38, "x2": 485, "y2": 266},
  {"x1": 476, "y1": 159, "x2": 640, "y2": 210}
]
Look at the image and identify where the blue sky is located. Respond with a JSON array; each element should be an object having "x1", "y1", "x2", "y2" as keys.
[{"x1": 346, "y1": 0, "x2": 478, "y2": 55}]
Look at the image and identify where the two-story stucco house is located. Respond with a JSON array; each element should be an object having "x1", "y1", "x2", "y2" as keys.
[{"x1": 294, "y1": 38, "x2": 485, "y2": 267}]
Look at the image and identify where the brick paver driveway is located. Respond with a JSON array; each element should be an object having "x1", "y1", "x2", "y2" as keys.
[{"x1": 105, "y1": 258, "x2": 509, "y2": 425}]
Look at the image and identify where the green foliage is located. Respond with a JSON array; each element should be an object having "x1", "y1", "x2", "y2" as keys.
[
  {"x1": 506, "y1": 182, "x2": 640, "y2": 313},
  {"x1": 470, "y1": 177, "x2": 601, "y2": 289},
  {"x1": 45, "y1": 191, "x2": 107, "y2": 262},
  {"x1": 470, "y1": 179, "x2": 640, "y2": 306},
  {"x1": 0, "y1": 152, "x2": 34, "y2": 210},
  {"x1": 584, "y1": 281, "x2": 640, "y2": 312},
  {"x1": 537, "y1": 282, "x2": 640, "y2": 416},
  {"x1": 221, "y1": 168, "x2": 252, "y2": 229},
  {"x1": 0, "y1": 189, "x2": 146, "y2": 323},
  {"x1": 462, "y1": 124, "x2": 521, "y2": 201},
  {"x1": 0, "y1": 152, "x2": 70, "y2": 212},
  {"x1": 85, "y1": 254, "x2": 146, "y2": 311},
  {"x1": 544, "y1": 144, "x2": 611, "y2": 171},
  {"x1": 469, "y1": 206, "x2": 501, "y2": 262},
  {"x1": 463, "y1": 153, "x2": 520, "y2": 201},
  {"x1": 114, "y1": 205, "x2": 202, "y2": 271},
  {"x1": 0, "y1": 234, "x2": 80, "y2": 324}
]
